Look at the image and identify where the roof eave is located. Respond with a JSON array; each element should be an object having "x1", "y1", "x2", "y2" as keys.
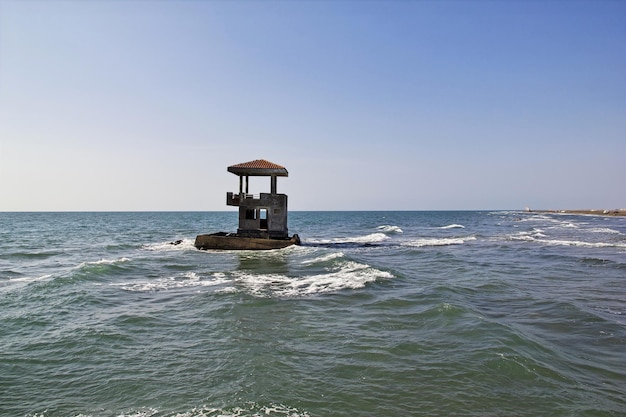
[{"x1": 227, "y1": 167, "x2": 289, "y2": 177}]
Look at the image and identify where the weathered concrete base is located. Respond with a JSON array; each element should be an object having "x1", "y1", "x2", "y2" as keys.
[{"x1": 195, "y1": 232, "x2": 300, "y2": 251}]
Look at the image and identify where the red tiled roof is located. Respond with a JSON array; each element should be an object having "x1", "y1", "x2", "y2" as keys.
[
  {"x1": 227, "y1": 159, "x2": 288, "y2": 176},
  {"x1": 229, "y1": 159, "x2": 286, "y2": 170}
]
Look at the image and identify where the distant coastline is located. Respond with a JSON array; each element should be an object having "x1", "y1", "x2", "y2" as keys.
[{"x1": 525, "y1": 208, "x2": 626, "y2": 217}]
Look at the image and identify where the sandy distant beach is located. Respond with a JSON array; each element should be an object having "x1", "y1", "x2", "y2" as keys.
[{"x1": 526, "y1": 208, "x2": 626, "y2": 217}]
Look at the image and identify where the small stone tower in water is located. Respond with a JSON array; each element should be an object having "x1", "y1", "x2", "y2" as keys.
[
  {"x1": 226, "y1": 159, "x2": 290, "y2": 239},
  {"x1": 194, "y1": 159, "x2": 299, "y2": 250}
]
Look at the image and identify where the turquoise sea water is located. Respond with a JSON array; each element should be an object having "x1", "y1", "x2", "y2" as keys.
[{"x1": 1, "y1": 211, "x2": 625, "y2": 417}]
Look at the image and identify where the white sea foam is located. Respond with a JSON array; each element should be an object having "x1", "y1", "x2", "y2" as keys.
[
  {"x1": 507, "y1": 233, "x2": 626, "y2": 249},
  {"x1": 2, "y1": 274, "x2": 54, "y2": 291},
  {"x1": 588, "y1": 227, "x2": 622, "y2": 235},
  {"x1": 228, "y1": 261, "x2": 393, "y2": 297},
  {"x1": 524, "y1": 216, "x2": 584, "y2": 229},
  {"x1": 105, "y1": 408, "x2": 159, "y2": 417},
  {"x1": 71, "y1": 257, "x2": 132, "y2": 274},
  {"x1": 541, "y1": 239, "x2": 626, "y2": 249},
  {"x1": 143, "y1": 238, "x2": 196, "y2": 251},
  {"x1": 82, "y1": 257, "x2": 131, "y2": 266},
  {"x1": 306, "y1": 233, "x2": 389, "y2": 245},
  {"x1": 301, "y1": 252, "x2": 345, "y2": 264},
  {"x1": 376, "y1": 225, "x2": 404, "y2": 233},
  {"x1": 2, "y1": 259, "x2": 130, "y2": 292},
  {"x1": 531, "y1": 228, "x2": 547, "y2": 238},
  {"x1": 439, "y1": 224, "x2": 465, "y2": 229},
  {"x1": 7, "y1": 273, "x2": 53, "y2": 283},
  {"x1": 521, "y1": 229, "x2": 547, "y2": 238},
  {"x1": 35, "y1": 403, "x2": 311, "y2": 417},
  {"x1": 541, "y1": 219, "x2": 584, "y2": 230},
  {"x1": 169, "y1": 403, "x2": 311, "y2": 417},
  {"x1": 522, "y1": 214, "x2": 553, "y2": 222},
  {"x1": 508, "y1": 228, "x2": 551, "y2": 241},
  {"x1": 509, "y1": 232, "x2": 535, "y2": 242},
  {"x1": 401, "y1": 236, "x2": 476, "y2": 247},
  {"x1": 113, "y1": 272, "x2": 229, "y2": 292}
]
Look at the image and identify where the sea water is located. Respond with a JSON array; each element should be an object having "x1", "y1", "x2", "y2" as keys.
[{"x1": 1, "y1": 211, "x2": 625, "y2": 417}]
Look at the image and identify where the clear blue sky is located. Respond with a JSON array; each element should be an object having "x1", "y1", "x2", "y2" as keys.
[{"x1": 1, "y1": 0, "x2": 624, "y2": 211}]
